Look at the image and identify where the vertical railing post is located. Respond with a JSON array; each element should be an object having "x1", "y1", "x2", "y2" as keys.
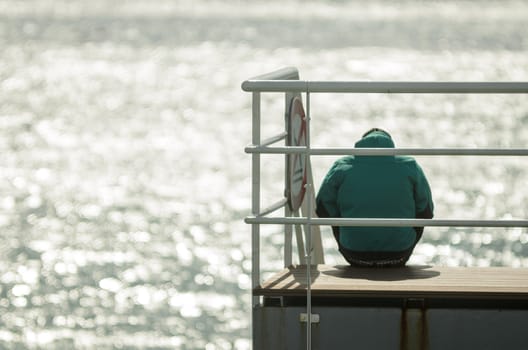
[
  {"x1": 251, "y1": 91, "x2": 261, "y2": 307},
  {"x1": 284, "y1": 92, "x2": 293, "y2": 267},
  {"x1": 304, "y1": 91, "x2": 313, "y2": 350}
]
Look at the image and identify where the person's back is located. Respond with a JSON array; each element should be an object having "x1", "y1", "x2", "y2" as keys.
[{"x1": 316, "y1": 128, "x2": 434, "y2": 266}]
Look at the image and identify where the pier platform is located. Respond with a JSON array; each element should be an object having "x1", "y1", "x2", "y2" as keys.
[
  {"x1": 256, "y1": 264, "x2": 528, "y2": 302},
  {"x1": 253, "y1": 265, "x2": 528, "y2": 350}
]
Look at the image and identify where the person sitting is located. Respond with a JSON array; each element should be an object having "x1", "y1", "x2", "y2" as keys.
[{"x1": 315, "y1": 128, "x2": 434, "y2": 267}]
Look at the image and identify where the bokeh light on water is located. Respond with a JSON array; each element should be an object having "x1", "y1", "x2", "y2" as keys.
[{"x1": 1, "y1": 0, "x2": 528, "y2": 348}]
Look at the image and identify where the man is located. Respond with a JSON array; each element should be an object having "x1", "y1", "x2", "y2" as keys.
[{"x1": 315, "y1": 128, "x2": 434, "y2": 267}]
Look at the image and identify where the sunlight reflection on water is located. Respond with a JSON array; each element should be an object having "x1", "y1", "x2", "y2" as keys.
[{"x1": 1, "y1": 0, "x2": 528, "y2": 348}]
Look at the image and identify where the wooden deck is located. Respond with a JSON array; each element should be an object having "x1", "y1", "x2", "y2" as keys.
[{"x1": 255, "y1": 265, "x2": 528, "y2": 300}]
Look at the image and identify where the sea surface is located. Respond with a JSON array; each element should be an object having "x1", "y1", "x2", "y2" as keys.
[{"x1": 1, "y1": 0, "x2": 528, "y2": 349}]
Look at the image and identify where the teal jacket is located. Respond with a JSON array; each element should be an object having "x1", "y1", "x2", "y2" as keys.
[{"x1": 315, "y1": 131, "x2": 434, "y2": 252}]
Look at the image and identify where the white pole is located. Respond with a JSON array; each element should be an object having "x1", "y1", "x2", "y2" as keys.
[
  {"x1": 245, "y1": 146, "x2": 528, "y2": 156},
  {"x1": 242, "y1": 80, "x2": 528, "y2": 93},
  {"x1": 284, "y1": 92, "x2": 293, "y2": 267},
  {"x1": 251, "y1": 91, "x2": 261, "y2": 307},
  {"x1": 305, "y1": 91, "x2": 313, "y2": 350},
  {"x1": 245, "y1": 217, "x2": 528, "y2": 227}
]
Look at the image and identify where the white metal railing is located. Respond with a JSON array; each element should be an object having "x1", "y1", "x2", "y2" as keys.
[
  {"x1": 242, "y1": 80, "x2": 528, "y2": 93},
  {"x1": 245, "y1": 217, "x2": 528, "y2": 227},
  {"x1": 246, "y1": 146, "x2": 528, "y2": 156},
  {"x1": 242, "y1": 67, "x2": 528, "y2": 350}
]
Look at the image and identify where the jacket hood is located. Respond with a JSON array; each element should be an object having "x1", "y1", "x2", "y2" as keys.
[{"x1": 355, "y1": 130, "x2": 395, "y2": 148}]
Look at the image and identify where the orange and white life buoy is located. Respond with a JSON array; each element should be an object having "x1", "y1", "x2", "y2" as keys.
[{"x1": 287, "y1": 95, "x2": 307, "y2": 211}]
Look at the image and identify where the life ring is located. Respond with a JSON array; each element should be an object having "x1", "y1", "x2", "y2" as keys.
[{"x1": 287, "y1": 95, "x2": 307, "y2": 211}]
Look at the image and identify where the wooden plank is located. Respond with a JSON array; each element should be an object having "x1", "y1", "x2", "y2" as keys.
[{"x1": 254, "y1": 265, "x2": 528, "y2": 300}]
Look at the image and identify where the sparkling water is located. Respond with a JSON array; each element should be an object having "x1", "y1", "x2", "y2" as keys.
[{"x1": 1, "y1": 0, "x2": 528, "y2": 348}]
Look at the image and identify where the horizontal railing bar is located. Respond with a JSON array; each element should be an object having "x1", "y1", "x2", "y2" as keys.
[
  {"x1": 245, "y1": 216, "x2": 528, "y2": 227},
  {"x1": 242, "y1": 80, "x2": 528, "y2": 93},
  {"x1": 258, "y1": 198, "x2": 289, "y2": 217},
  {"x1": 245, "y1": 146, "x2": 528, "y2": 156},
  {"x1": 257, "y1": 132, "x2": 288, "y2": 148}
]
